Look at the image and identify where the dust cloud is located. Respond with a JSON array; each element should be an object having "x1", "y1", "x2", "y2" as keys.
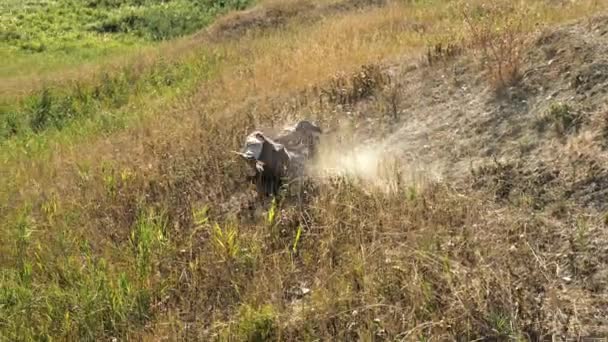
[{"x1": 308, "y1": 129, "x2": 443, "y2": 192}]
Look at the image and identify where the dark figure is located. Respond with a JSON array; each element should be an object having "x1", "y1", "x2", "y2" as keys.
[
  {"x1": 236, "y1": 131, "x2": 291, "y2": 196},
  {"x1": 274, "y1": 120, "x2": 323, "y2": 159},
  {"x1": 235, "y1": 120, "x2": 322, "y2": 197}
]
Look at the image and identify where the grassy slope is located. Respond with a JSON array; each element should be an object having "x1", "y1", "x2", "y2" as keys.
[
  {"x1": 0, "y1": 0, "x2": 249, "y2": 77},
  {"x1": 2, "y1": 0, "x2": 608, "y2": 340}
]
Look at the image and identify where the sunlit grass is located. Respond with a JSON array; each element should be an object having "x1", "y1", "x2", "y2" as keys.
[{"x1": 1, "y1": 0, "x2": 607, "y2": 339}]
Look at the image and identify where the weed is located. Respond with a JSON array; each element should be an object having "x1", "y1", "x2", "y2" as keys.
[
  {"x1": 41, "y1": 193, "x2": 60, "y2": 224},
  {"x1": 236, "y1": 304, "x2": 277, "y2": 342},
  {"x1": 130, "y1": 207, "x2": 168, "y2": 279},
  {"x1": 574, "y1": 217, "x2": 590, "y2": 249},
  {"x1": 28, "y1": 87, "x2": 55, "y2": 133},
  {"x1": 536, "y1": 102, "x2": 582, "y2": 135},
  {"x1": 488, "y1": 311, "x2": 515, "y2": 338},
  {"x1": 0, "y1": 111, "x2": 24, "y2": 138},
  {"x1": 406, "y1": 186, "x2": 417, "y2": 201},
  {"x1": 321, "y1": 64, "x2": 390, "y2": 105},
  {"x1": 462, "y1": 2, "x2": 525, "y2": 90},
  {"x1": 472, "y1": 159, "x2": 517, "y2": 201},
  {"x1": 600, "y1": 110, "x2": 608, "y2": 148},
  {"x1": 102, "y1": 162, "x2": 118, "y2": 198},
  {"x1": 292, "y1": 225, "x2": 303, "y2": 253},
  {"x1": 193, "y1": 205, "x2": 210, "y2": 227},
  {"x1": 376, "y1": 82, "x2": 402, "y2": 121},
  {"x1": 426, "y1": 41, "x2": 463, "y2": 66},
  {"x1": 267, "y1": 197, "x2": 278, "y2": 227},
  {"x1": 13, "y1": 206, "x2": 34, "y2": 283},
  {"x1": 211, "y1": 222, "x2": 241, "y2": 262}
]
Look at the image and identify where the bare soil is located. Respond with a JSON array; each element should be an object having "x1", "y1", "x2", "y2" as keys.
[{"x1": 201, "y1": 0, "x2": 386, "y2": 41}]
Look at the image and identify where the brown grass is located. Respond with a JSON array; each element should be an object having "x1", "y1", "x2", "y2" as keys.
[{"x1": 462, "y1": 3, "x2": 526, "y2": 90}]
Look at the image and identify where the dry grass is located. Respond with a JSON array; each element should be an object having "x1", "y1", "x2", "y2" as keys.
[
  {"x1": 461, "y1": 3, "x2": 527, "y2": 90},
  {"x1": 2, "y1": 0, "x2": 608, "y2": 340}
]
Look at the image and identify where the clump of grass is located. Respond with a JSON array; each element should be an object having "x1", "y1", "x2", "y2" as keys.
[
  {"x1": 12, "y1": 205, "x2": 34, "y2": 284},
  {"x1": 600, "y1": 110, "x2": 608, "y2": 148},
  {"x1": 425, "y1": 41, "x2": 463, "y2": 66},
  {"x1": 462, "y1": 2, "x2": 526, "y2": 91},
  {"x1": 210, "y1": 221, "x2": 242, "y2": 262},
  {"x1": 536, "y1": 102, "x2": 582, "y2": 135},
  {"x1": 375, "y1": 81, "x2": 402, "y2": 122},
  {"x1": 320, "y1": 63, "x2": 390, "y2": 106},
  {"x1": 487, "y1": 311, "x2": 519, "y2": 339},
  {"x1": 236, "y1": 304, "x2": 277, "y2": 342},
  {"x1": 471, "y1": 158, "x2": 518, "y2": 201},
  {"x1": 130, "y1": 207, "x2": 168, "y2": 279}
]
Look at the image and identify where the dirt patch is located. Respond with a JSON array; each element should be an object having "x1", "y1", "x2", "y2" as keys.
[
  {"x1": 324, "y1": 0, "x2": 386, "y2": 12},
  {"x1": 204, "y1": 0, "x2": 316, "y2": 41},
  {"x1": 471, "y1": 159, "x2": 561, "y2": 208},
  {"x1": 201, "y1": 0, "x2": 386, "y2": 41}
]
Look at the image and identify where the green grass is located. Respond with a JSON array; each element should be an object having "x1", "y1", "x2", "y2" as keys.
[
  {"x1": 0, "y1": 52, "x2": 219, "y2": 141},
  {"x1": 0, "y1": 204, "x2": 164, "y2": 340},
  {"x1": 0, "y1": 0, "x2": 250, "y2": 77},
  {"x1": 0, "y1": 39, "x2": 146, "y2": 78},
  {"x1": 0, "y1": 7, "x2": 237, "y2": 338}
]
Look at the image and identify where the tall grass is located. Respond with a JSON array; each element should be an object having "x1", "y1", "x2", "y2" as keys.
[{"x1": 0, "y1": 209, "x2": 152, "y2": 340}]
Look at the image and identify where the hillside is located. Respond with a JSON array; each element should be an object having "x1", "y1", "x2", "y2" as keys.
[
  {"x1": 1, "y1": 0, "x2": 608, "y2": 340},
  {"x1": 0, "y1": 0, "x2": 250, "y2": 78}
]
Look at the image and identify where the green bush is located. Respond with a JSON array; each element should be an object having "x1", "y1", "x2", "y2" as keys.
[
  {"x1": 91, "y1": 0, "x2": 251, "y2": 41},
  {"x1": 20, "y1": 41, "x2": 47, "y2": 53},
  {"x1": 0, "y1": 111, "x2": 26, "y2": 138}
]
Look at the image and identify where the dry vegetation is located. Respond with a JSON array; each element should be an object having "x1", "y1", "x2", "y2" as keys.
[{"x1": 2, "y1": 0, "x2": 608, "y2": 340}]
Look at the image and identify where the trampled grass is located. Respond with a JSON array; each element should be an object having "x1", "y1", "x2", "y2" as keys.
[{"x1": 2, "y1": 0, "x2": 608, "y2": 340}]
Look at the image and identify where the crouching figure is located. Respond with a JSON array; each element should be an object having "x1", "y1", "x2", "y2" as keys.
[{"x1": 234, "y1": 120, "x2": 322, "y2": 196}]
